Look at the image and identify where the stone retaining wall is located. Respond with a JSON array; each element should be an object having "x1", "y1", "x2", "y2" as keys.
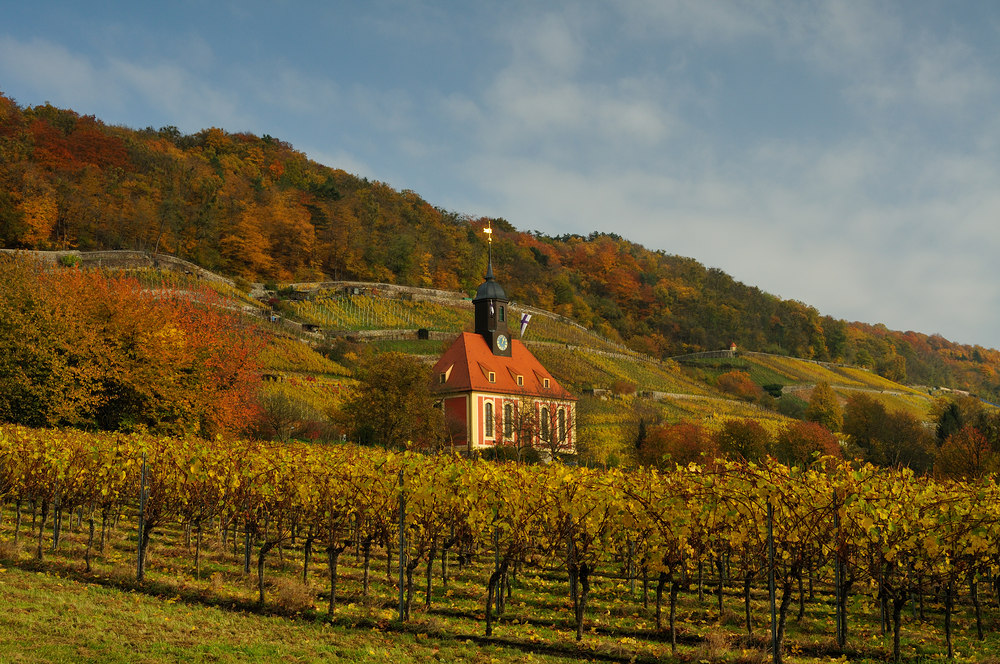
[{"x1": 0, "y1": 249, "x2": 236, "y2": 287}]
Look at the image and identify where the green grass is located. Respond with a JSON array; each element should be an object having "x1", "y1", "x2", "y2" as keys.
[{"x1": 0, "y1": 565, "x2": 569, "y2": 664}]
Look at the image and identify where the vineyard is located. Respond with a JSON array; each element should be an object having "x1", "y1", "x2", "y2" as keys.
[
  {"x1": 259, "y1": 336, "x2": 351, "y2": 376},
  {"x1": 739, "y1": 354, "x2": 926, "y2": 397},
  {"x1": 3, "y1": 425, "x2": 1000, "y2": 662},
  {"x1": 282, "y1": 289, "x2": 630, "y2": 355},
  {"x1": 287, "y1": 292, "x2": 470, "y2": 333},
  {"x1": 127, "y1": 267, "x2": 264, "y2": 311},
  {"x1": 530, "y1": 346, "x2": 712, "y2": 396}
]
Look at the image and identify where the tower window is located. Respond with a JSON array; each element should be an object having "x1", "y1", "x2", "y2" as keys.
[{"x1": 499, "y1": 306, "x2": 505, "y2": 322}]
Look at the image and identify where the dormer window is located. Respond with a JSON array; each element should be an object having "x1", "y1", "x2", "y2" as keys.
[
  {"x1": 543, "y1": 378, "x2": 550, "y2": 389},
  {"x1": 439, "y1": 373, "x2": 447, "y2": 384},
  {"x1": 516, "y1": 375, "x2": 524, "y2": 387},
  {"x1": 488, "y1": 372, "x2": 496, "y2": 383}
]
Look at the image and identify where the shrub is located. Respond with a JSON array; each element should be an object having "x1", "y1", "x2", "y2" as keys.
[
  {"x1": 804, "y1": 382, "x2": 843, "y2": 432},
  {"x1": 716, "y1": 370, "x2": 764, "y2": 402},
  {"x1": 271, "y1": 577, "x2": 316, "y2": 614},
  {"x1": 935, "y1": 425, "x2": 996, "y2": 479},
  {"x1": 762, "y1": 383, "x2": 784, "y2": 398},
  {"x1": 0, "y1": 540, "x2": 20, "y2": 561},
  {"x1": 638, "y1": 420, "x2": 718, "y2": 468},
  {"x1": 714, "y1": 418, "x2": 772, "y2": 462},
  {"x1": 610, "y1": 380, "x2": 636, "y2": 396},
  {"x1": 774, "y1": 420, "x2": 842, "y2": 467}
]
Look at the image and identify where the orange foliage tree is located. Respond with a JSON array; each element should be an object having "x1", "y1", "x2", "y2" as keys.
[
  {"x1": 637, "y1": 420, "x2": 718, "y2": 468},
  {"x1": 0, "y1": 257, "x2": 264, "y2": 435},
  {"x1": 716, "y1": 370, "x2": 764, "y2": 402},
  {"x1": 935, "y1": 425, "x2": 996, "y2": 480},
  {"x1": 774, "y1": 421, "x2": 842, "y2": 467}
]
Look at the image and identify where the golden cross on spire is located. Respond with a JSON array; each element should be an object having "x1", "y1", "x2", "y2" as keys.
[{"x1": 483, "y1": 220, "x2": 493, "y2": 244}]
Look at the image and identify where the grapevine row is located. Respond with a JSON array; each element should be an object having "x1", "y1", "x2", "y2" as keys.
[{"x1": 1, "y1": 425, "x2": 998, "y2": 662}]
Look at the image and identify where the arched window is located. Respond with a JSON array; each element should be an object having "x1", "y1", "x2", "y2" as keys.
[
  {"x1": 504, "y1": 403, "x2": 513, "y2": 438},
  {"x1": 484, "y1": 401, "x2": 494, "y2": 438},
  {"x1": 558, "y1": 407, "x2": 566, "y2": 443},
  {"x1": 540, "y1": 406, "x2": 550, "y2": 442}
]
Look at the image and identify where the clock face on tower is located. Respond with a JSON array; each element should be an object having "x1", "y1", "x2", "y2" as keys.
[{"x1": 496, "y1": 334, "x2": 509, "y2": 352}]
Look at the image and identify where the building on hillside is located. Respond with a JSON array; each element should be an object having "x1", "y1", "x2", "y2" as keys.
[{"x1": 431, "y1": 251, "x2": 577, "y2": 458}]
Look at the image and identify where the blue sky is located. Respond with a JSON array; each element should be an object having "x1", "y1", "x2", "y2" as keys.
[{"x1": 3, "y1": 1, "x2": 1000, "y2": 348}]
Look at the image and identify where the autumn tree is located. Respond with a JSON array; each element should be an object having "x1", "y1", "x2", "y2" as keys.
[
  {"x1": 254, "y1": 390, "x2": 322, "y2": 442},
  {"x1": 3, "y1": 92, "x2": 1000, "y2": 405},
  {"x1": 774, "y1": 420, "x2": 842, "y2": 467},
  {"x1": 713, "y1": 418, "x2": 772, "y2": 462},
  {"x1": 935, "y1": 425, "x2": 996, "y2": 479},
  {"x1": 804, "y1": 382, "x2": 843, "y2": 432},
  {"x1": 637, "y1": 420, "x2": 717, "y2": 468},
  {"x1": 716, "y1": 370, "x2": 764, "y2": 402},
  {"x1": 0, "y1": 258, "x2": 103, "y2": 427},
  {"x1": 536, "y1": 401, "x2": 575, "y2": 460},
  {"x1": 338, "y1": 351, "x2": 444, "y2": 450},
  {"x1": 625, "y1": 399, "x2": 663, "y2": 460},
  {"x1": 0, "y1": 257, "x2": 265, "y2": 435},
  {"x1": 935, "y1": 396, "x2": 985, "y2": 445},
  {"x1": 843, "y1": 393, "x2": 935, "y2": 471}
]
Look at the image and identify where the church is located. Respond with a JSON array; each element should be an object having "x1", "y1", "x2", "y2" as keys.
[{"x1": 431, "y1": 246, "x2": 577, "y2": 458}]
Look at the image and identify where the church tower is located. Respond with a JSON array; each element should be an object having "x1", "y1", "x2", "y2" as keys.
[
  {"x1": 473, "y1": 250, "x2": 512, "y2": 357},
  {"x1": 473, "y1": 229, "x2": 512, "y2": 357}
]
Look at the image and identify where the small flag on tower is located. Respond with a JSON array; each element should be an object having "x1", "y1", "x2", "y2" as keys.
[{"x1": 520, "y1": 313, "x2": 532, "y2": 337}]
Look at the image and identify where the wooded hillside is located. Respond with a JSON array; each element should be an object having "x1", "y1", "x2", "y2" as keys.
[{"x1": 2, "y1": 93, "x2": 998, "y2": 398}]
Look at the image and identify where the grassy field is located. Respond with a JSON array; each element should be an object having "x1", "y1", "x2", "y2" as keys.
[{"x1": 0, "y1": 564, "x2": 573, "y2": 664}]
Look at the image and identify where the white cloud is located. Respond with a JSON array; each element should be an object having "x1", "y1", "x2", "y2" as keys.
[
  {"x1": 909, "y1": 37, "x2": 993, "y2": 113},
  {"x1": 302, "y1": 147, "x2": 375, "y2": 181},
  {"x1": 0, "y1": 35, "x2": 254, "y2": 132},
  {"x1": 107, "y1": 57, "x2": 252, "y2": 131},
  {"x1": 0, "y1": 36, "x2": 106, "y2": 107},
  {"x1": 248, "y1": 65, "x2": 342, "y2": 116},
  {"x1": 501, "y1": 11, "x2": 586, "y2": 76}
]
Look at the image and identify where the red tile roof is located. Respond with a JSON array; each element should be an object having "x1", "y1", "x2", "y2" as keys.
[{"x1": 432, "y1": 332, "x2": 575, "y2": 401}]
